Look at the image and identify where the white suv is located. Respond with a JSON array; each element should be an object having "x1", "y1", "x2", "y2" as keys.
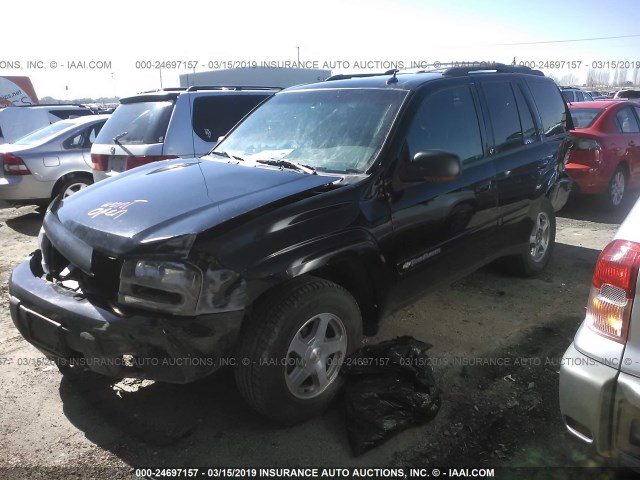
[
  {"x1": 560, "y1": 198, "x2": 640, "y2": 468},
  {"x1": 90, "y1": 86, "x2": 277, "y2": 182}
]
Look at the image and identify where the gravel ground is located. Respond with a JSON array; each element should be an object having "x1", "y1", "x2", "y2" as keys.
[{"x1": 0, "y1": 194, "x2": 637, "y2": 479}]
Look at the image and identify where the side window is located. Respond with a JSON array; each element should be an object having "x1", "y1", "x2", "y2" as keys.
[
  {"x1": 482, "y1": 82, "x2": 524, "y2": 153},
  {"x1": 192, "y1": 94, "x2": 270, "y2": 142},
  {"x1": 584, "y1": 92, "x2": 593, "y2": 101},
  {"x1": 527, "y1": 80, "x2": 568, "y2": 137},
  {"x1": 562, "y1": 91, "x2": 574, "y2": 103},
  {"x1": 575, "y1": 91, "x2": 584, "y2": 102},
  {"x1": 514, "y1": 85, "x2": 539, "y2": 144},
  {"x1": 634, "y1": 106, "x2": 640, "y2": 125},
  {"x1": 85, "y1": 122, "x2": 104, "y2": 147},
  {"x1": 63, "y1": 131, "x2": 85, "y2": 149},
  {"x1": 406, "y1": 85, "x2": 483, "y2": 164},
  {"x1": 615, "y1": 107, "x2": 640, "y2": 133}
]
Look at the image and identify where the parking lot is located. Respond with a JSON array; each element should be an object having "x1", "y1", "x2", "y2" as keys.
[{"x1": 0, "y1": 192, "x2": 636, "y2": 477}]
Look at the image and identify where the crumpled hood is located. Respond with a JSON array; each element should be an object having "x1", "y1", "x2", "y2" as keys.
[{"x1": 50, "y1": 159, "x2": 341, "y2": 255}]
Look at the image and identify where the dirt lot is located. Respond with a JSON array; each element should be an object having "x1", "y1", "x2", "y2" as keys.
[{"x1": 0, "y1": 194, "x2": 637, "y2": 479}]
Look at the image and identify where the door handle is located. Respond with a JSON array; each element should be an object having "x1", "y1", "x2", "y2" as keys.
[{"x1": 475, "y1": 181, "x2": 493, "y2": 194}]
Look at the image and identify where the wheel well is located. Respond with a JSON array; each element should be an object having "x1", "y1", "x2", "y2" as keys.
[
  {"x1": 306, "y1": 256, "x2": 381, "y2": 335},
  {"x1": 52, "y1": 172, "x2": 93, "y2": 198},
  {"x1": 617, "y1": 161, "x2": 630, "y2": 178}
]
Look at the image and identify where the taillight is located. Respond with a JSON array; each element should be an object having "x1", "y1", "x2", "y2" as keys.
[
  {"x1": 124, "y1": 155, "x2": 177, "y2": 170},
  {"x1": 91, "y1": 153, "x2": 109, "y2": 171},
  {"x1": 2, "y1": 153, "x2": 31, "y2": 175},
  {"x1": 586, "y1": 240, "x2": 640, "y2": 343},
  {"x1": 565, "y1": 136, "x2": 601, "y2": 165}
]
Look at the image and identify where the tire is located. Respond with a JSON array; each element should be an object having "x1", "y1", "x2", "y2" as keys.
[
  {"x1": 502, "y1": 199, "x2": 556, "y2": 277},
  {"x1": 234, "y1": 276, "x2": 362, "y2": 425},
  {"x1": 602, "y1": 166, "x2": 627, "y2": 210},
  {"x1": 54, "y1": 175, "x2": 92, "y2": 201}
]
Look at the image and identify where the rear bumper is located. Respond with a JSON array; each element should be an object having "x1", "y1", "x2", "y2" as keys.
[
  {"x1": 566, "y1": 163, "x2": 609, "y2": 195},
  {"x1": 9, "y1": 255, "x2": 244, "y2": 383},
  {"x1": 560, "y1": 343, "x2": 640, "y2": 468},
  {"x1": 0, "y1": 175, "x2": 53, "y2": 202},
  {"x1": 559, "y1": 343, "x2": 618, "y2": 456}
]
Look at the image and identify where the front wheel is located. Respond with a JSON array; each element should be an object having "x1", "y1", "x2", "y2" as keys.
[
  {"x1": 502, "y1": 199, "x2": 556, "y2": 277},
  {"x1": 234, "y1": 277, "x2": 362, "y2": 425}
]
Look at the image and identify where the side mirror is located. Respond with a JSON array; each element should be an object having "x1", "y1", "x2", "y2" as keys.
[{"x1": 402, "y1": 150, "x2": 461, "y2": 182}]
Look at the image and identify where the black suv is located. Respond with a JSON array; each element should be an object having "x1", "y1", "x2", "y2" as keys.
[{"x1": 9, "y1": 64, "x2": 572, "y2": 425}]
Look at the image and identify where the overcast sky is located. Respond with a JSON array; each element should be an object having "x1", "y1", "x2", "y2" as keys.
[{"x1": 4, "y1": 0, "x2": 640, "y2": 99}]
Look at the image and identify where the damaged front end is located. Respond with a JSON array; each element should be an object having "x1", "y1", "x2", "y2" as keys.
[{"x1": 9, "y1": 214, "x2": 247, "y2": 384}]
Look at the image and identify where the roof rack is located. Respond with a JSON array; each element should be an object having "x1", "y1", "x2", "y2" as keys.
[
  {"x1": 326, "y1": 70, "x2": 398, "y2": 82},
  {"x1": 185, "y1": 86, "x2": 282, "y2": 92},
  {"x1": 138, "y1": 87, "x2": 187, "y2": 94},
  {"x1": 442, "y1": 63, "x2": 544, "y2": 77}
]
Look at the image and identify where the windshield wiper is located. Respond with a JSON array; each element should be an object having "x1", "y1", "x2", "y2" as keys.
[
  {"x1": 255, "y1": 159, "x2": 316, "y2": 175},
  {"x1": 112, "y1": 131, "x2": 128, "y2": 145},
  {"x1": 208, "y1": 151, "x2": 244, "y2": 162}
]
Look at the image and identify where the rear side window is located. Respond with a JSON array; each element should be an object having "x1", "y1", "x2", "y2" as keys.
[
  {"x1": 617, "y1": 90, "x2": 640, "y2": 99},
  {"x1": 192, "y1": 94, "x2": 270, "y2": 142},
  {"x1": 95, "y1": 101, "x2": 174, "y2": 145},
  {"x1": 482, "y1": 82, "x2": 532, "y2": 153},
  {"x1": 562, "y1": 91, "x2": 574, "y2": 102},
  {"x1": 615, "y1": 107, "x2": 640, "y2": 133},
  {"x1": 570, "y1": 108, "x2": 604, "y2": 128},
  {"x1": 407, "y1": 85, "x2": 483, "y2": 163},
  {"x1": 527, "y1": 80, "x2": 568, "y2": 137}
]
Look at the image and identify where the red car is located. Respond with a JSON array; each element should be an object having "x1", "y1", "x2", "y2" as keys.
[{"x1": 566, "y1": 100, "x2": 640, "y2": 208}]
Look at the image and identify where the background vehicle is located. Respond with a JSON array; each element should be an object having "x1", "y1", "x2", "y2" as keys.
[
  {"x1": 614, "y1": 89, "x2": 640, "y2": 102},
  {"x1": 561, "y1": 86, "x2": 594, "y2": 103},
  {"x1": 10, "y1": 64, "x2": 571, "y2": 425},
  {"x1": 90, "y1": 86, "x2": 278, "y2": 182},
  {"x1": 0, "y1": 104, "x2": 94, "y2": 144},
  {"x1": 587, "y1": 91, "x2": 607, "y2": 100},
  {"x1": 566, "y1": 100, "x2": 640, "y2": 209},
  {"x1": 560, "y1": 198, "x2": 640, "y2": 468},
  {"x1": 0, "y1": 114, "x2": 109, "y2": 205}
]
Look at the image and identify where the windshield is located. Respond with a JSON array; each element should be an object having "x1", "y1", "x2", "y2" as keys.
[
  {"x1": 95, "y1": 100, "x2": 174, "y2": 145},
  {"x1": 13, "y1": 121, "x2": 75, "y2": 145},
  {"x1": 569, "y1": 108, "x2": 604, "y2": 128},
  {"x1": 213, "y1": 88, "x2": 408, "y2": 174}
]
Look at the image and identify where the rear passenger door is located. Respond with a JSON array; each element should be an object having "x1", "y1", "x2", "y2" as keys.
[{"x1": 477, "y1": 77, "x2": 564, "y2": 253}]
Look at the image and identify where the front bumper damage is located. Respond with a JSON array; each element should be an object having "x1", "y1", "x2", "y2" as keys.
[{"x1": 9, "y1": 254, "x2": 244, "y2": 383}]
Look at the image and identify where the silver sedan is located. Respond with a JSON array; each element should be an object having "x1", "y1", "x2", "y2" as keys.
[{"x1": 0, "y1": 114, "x2": 109, "y2": 206}]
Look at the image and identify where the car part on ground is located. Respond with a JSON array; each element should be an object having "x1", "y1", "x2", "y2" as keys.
[
  {"x1": 565, "y1": 100, "x2": 640, "y2": 210},
  {"x1": 90, "y1": 86, "x2": 278, "y2": 182},
  {"x1": 10, "y1": 64, "x2": 571, "y2": 424},
  {"x1": 0, "y1": 114, "x2": 109, "y2": 206},
  {"x1": 342, "y1": 336, "x2": 441, "y2": 455},
  {"x1": 560, "y1": 197, "x2": 640, "y2": 468}
]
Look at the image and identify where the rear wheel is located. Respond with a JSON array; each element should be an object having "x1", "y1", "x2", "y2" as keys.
[
  {"x1": 502, "y1": 199, "x2": 556, "y2": 277},
  {"x1": 603, "y1": 166, "x2": 626, "y2": 210},
  {"x1": 54, "y1": 175, "x2": 92, "y2": 201},
  {"x1": 234, "y1": 277, "x2": 362, "y2": 425}
]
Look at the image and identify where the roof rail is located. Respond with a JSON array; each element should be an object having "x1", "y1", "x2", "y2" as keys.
[
  {"x1": 185, "y1": 85, "x2": 282, "y2": 92},
  {"x1": 138, "y1": 87, "x2": 187, "y2": 94},
  {"x1": 326, "y1": 71, "x2": 395, "y2": 81},
  {"x1": 442, "y1": 63, "x2": 544, "y2": 77}
]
